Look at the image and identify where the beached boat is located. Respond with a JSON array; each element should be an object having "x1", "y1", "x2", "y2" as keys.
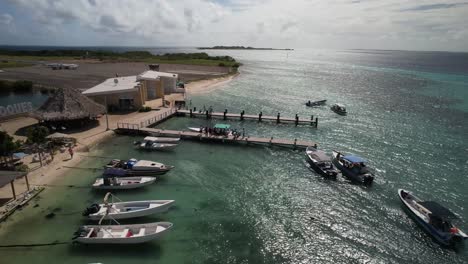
[
  {"x1": 83, "y1": 193, "x2": 175, "y2": 220},
  {"x1": 104, "y1": 158, "x2": 174, "y2": 176},
  {"x1": 332, "y1": 151, "x2": 374, "y2": 185},
  {"x1": 140, "y1": 136, "x2": 180, "y2": 143},
  {"x1": 330, "y1": 103, "x2": 347, "y2": 115},
  {"x1": 306, "y1": 100, "x2": 327, "y2": 107},
  {"x1": 398, "y1": 189, "x2": 467, "y2": 246},
  {"x1": 305, "y1": 147, "x2": 339, "y2": 179},
  {"x1": 92, "y1": 176, "x2": 156, "y2": 190},
  {"x1": 73, "y1": 222, "x2": 173, "y2": 244}
]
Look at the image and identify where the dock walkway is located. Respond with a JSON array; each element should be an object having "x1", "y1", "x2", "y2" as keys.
[
  {"x1": 139, "y1": 127, "x2": 316, "y2": 149},
  {"x1": 116, "y1": 107, "x2": 317, "y2": 149},
  {"x1": 177, "y1": 109, "x2": 318, "y2": 127}
]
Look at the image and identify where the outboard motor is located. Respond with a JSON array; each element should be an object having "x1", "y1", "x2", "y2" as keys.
[
  {"x1": 82, "y1": 203, "x2": 101, "y2": 216},
  {"x1": 363, "y1": 175, "x2": 374, "y2": 185}
]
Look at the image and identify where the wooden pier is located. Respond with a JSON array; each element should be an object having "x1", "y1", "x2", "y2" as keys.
[
  {"x1": 116, "y1": 107, "x2": 317, "y2": 149},
  {"x1": 137, "y1": 127, "x2": 316, "y2": 149},
  {"x1": 177, "y1": 109, "x2": 318, "y2": 127}
]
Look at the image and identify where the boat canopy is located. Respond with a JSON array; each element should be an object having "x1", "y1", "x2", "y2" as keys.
[
  {"x1": 214, "y1": 124, "x2": 230, "y2": 129},
  {"x1": 419, "y1": 201, "x2": 457, "y2": 219},
  {"x1": 343, "y1": 155, "x2": 367, "y2": 163}
]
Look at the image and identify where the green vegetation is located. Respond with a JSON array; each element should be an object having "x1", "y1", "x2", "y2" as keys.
[
  {"x1": 0, "y1": 131, "x2": 22, "y2": 169},
  {"x1": 0, "y1": 60, "x2": 32, "y2": 69},
  {"x1": 0, "y1": 49, "x2": 240, "y2": 67},
  {"x1": 0, "y1": 80, "x2": 33, "y2": 94},
  {"x1": 198, "y1": 46, "x2": 294, "y2": 51},
  {"x1": 26, "y1": 126, "x2": 49, "y2": 145}
]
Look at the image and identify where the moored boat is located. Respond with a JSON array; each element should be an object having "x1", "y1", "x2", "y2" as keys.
[
  {"x1": 188, "y1": 127, "x2": 203, "y2": 133},
  {"x1": 140, "y1": 136, "x2": 180, "y2": 143},
  {"x1": 104, "y1": 158, "x2": 174, "y2": 176},
  {"x1": 92, "y1": 176, "x2": 156, "y2": 190},
  {"x1": 398, "y1": 189, "x2": 467, "y2": 246},
  {"x1": 136, "y1": 139, "x2": 178, "y2": 150},
  {"x1": 83, "y1": 193, "x2": 175, "y2": 220},
  {"x1": 305, "y1": 146, "x2": 338, "y2": 179},
  {"x1": 332, "y1": 151, "x2": 374, "y2": 185},
  {"x1": 306, "y1": 100, "x2": 327, "y2": 107},
  {"x1": 73, "y1": 222, "x2": 173, "y2": 244},
  {"x1": 330, "y1": 103, "x2": 347, "y2": 115}
]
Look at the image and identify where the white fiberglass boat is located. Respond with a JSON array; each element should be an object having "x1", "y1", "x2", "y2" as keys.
[
  {"x1": 141, "y1": 136, "x2": 180, "y2": 143},
  {"x1": 136, "y1": 137, "x2": 178, "y2": 150},
  {"x1": 73, "y1": 222, "x2": 173, "y2": 244},
  {"x1": 104, "y1": 158, "x2": 174, "y2": 176},
  {"x1": 83, "y1": 193, "x2": 175, "y2": 220},
  {"x1": 92, "y1": 177, "x2": 156, "y2": 190}
]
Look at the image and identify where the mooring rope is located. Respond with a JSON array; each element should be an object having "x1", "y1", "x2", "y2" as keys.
[
  {"x1": 0, "y1": 241, "x2": 71, "y2": 248},
  {"x1": 63, "y1": 166, "x2": 101, "y2": 170}
]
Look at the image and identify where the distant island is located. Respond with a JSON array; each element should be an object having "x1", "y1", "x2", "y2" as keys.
[{"x1": 198, "y1": 46, "x2": 294, "y2": 51}]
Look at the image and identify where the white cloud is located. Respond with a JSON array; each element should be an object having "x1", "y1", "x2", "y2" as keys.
[
  {"x1": 0, "y1": 13, "x2": 13, "y2": 25},
  {"x1": 3, "y1": 0, "x2": 468, "y2": 51}
]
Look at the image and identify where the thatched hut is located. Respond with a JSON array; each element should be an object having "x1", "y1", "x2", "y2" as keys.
[{"x1": 32, "y1": 88, "x2": 105, "y2": 129}]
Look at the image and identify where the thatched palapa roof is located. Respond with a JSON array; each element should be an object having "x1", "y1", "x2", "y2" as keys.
[{"x1": 33, "y1": 88, "x2": 105, "y2": 121}]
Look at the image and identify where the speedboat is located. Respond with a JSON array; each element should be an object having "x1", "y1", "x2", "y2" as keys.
[
  {"x1": 306, "y1": 100, "x2": 327, "y2": 107},
  {"x1": 92, "y1": 176, "x2": 156, "y2": 190},
  {"x1": 83, "y1": 193, "x2": 175, "y2": 220},
  {"x1": 332, "y1": 151, "x2": 374, "y2": 185},
  {"x1": 188, "y1": 127, "x2": 203, "y2": 133},
  {"x1": 104, "y1": 158, "x2": 174, "y2": 176},
  {"x1": 136, "y1": 138, "x2": 178, "y2": 150},
  {"x1": 305, "y1": 146, "x2": 339, "y2": 179},
  {"x1": 398, "y1": 189, "x2": 467, "y2": 247},
  {"x1": 330, "y1": 103, "x2": 347, "y2": 115},
  {"x1": 139, "y1": 136, "x2": 180, "y2": 143},
  {"x1": 73, "y1": 222, "x2": 173, "y2": 244}
]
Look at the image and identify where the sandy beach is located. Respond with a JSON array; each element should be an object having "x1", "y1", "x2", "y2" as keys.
[{"x1": 185, "y1": 72, "x2": 239, "y2": 94}]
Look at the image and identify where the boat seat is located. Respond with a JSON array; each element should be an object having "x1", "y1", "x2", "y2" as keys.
[
  {"x1": 121, "y1": 228, "x2": 130, "y2": 238},
  {"x1": 135, "y1": 228, "x2": 145, "y2": 237}
]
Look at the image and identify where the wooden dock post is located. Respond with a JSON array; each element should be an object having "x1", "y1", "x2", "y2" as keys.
[
  {"x1": 240, "y1": 110, "x2": 245, "y2": 121},
  {"x1": 315, "y1": 117, "x2": 318, "y2": 128},
  {"x1": 259, "y1": 112, "x2": 263, "y2": 122},
  {"x1": 310, "y1": 115, "x2": 314, "y2": 126},
  {"x1": 223, "y1": 109, "x2": 227, "y2": 120},
  {"x1": 276, "y1": 113, "x2": 280, "y2": 123},
  {"x1": 190, "y1": 109, "x2": 193, "y2": 117},
  {"x1": 295, "y1": 114, "x2": 299, "y2": 126},
  {"x1": 206, "y1": 110, "x2": 209, "y2": 119},
  {"x1": 294, "y1": 138, "x2": 297, "y2": 149}
]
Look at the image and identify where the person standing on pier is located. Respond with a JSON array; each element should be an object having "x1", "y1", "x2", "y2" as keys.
[{"x1": 68, "y1": 146, "x2": 74, "y2": 159}]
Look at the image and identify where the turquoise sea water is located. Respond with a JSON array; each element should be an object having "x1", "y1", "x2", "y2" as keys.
[{"x1": 0, "y1": 49, "x2": 467, "y2": 263}]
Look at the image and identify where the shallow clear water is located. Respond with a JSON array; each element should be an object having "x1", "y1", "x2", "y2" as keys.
[{"x1": 0, "y1": 49, "x2": 467, "y2": 263}]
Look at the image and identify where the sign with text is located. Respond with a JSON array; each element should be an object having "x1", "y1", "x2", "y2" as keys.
[{"x1": 0, "y1": 102, "x2": 34, "y2": 118}]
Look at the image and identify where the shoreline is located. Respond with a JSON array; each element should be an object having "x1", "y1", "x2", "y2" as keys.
[
  {"x1": 0, "y1": 72, "x2": 237, "y2": 217},
  {"x1": 185, "y1": 72, "x2": 239, "y2": 94}
]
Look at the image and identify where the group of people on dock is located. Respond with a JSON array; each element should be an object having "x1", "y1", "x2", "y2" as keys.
[{"x1": 197, "y1": 126, "x2": 245, "y2": 138}]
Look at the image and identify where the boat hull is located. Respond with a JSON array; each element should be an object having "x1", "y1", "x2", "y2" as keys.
[
  {"x1": 398, "y1": 189, "x2": 462, "y2": 247},
  {"x1": 74, "y1": 222, "x2": 173, "y2": 244},
  {"x1": 305, "y1": 155, "x2": 337, "y2": 179},
  {"x1": 88, "y1": 200, "x2": 175, "y2": 220},
  {"x1": 92, "y1": 177, "x2": 156, "y2": 190}
]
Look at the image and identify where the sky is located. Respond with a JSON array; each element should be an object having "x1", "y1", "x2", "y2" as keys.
[{"x1": 1, "y1": 0, "x2": 468, "y2": 52}]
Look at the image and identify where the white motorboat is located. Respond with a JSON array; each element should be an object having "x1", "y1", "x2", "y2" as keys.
[
  {"x1": 137, "y1": 138, "x2": 178, "y2": 150},
  {"x1": 188, "y1": 127, "x2": 203, "y2": 133},
  {"x1": 92, "y1": 177, "x2": 156, "y2": 190},
  {"x1": 83, "y1": 193, "x2": 175, "y2": 220},
  {"x1": 398, "y1": 189, "x2": 467, "y2": 246},
  {"x1": 73, "y1": 222, "x2": 173, "y2": 244},
  {"x1": 142, "y1": 136, "x2": 180, "y2": 143},
  {"x1": 104, "y1": 158, "x2": 174, "y2": 176}
]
